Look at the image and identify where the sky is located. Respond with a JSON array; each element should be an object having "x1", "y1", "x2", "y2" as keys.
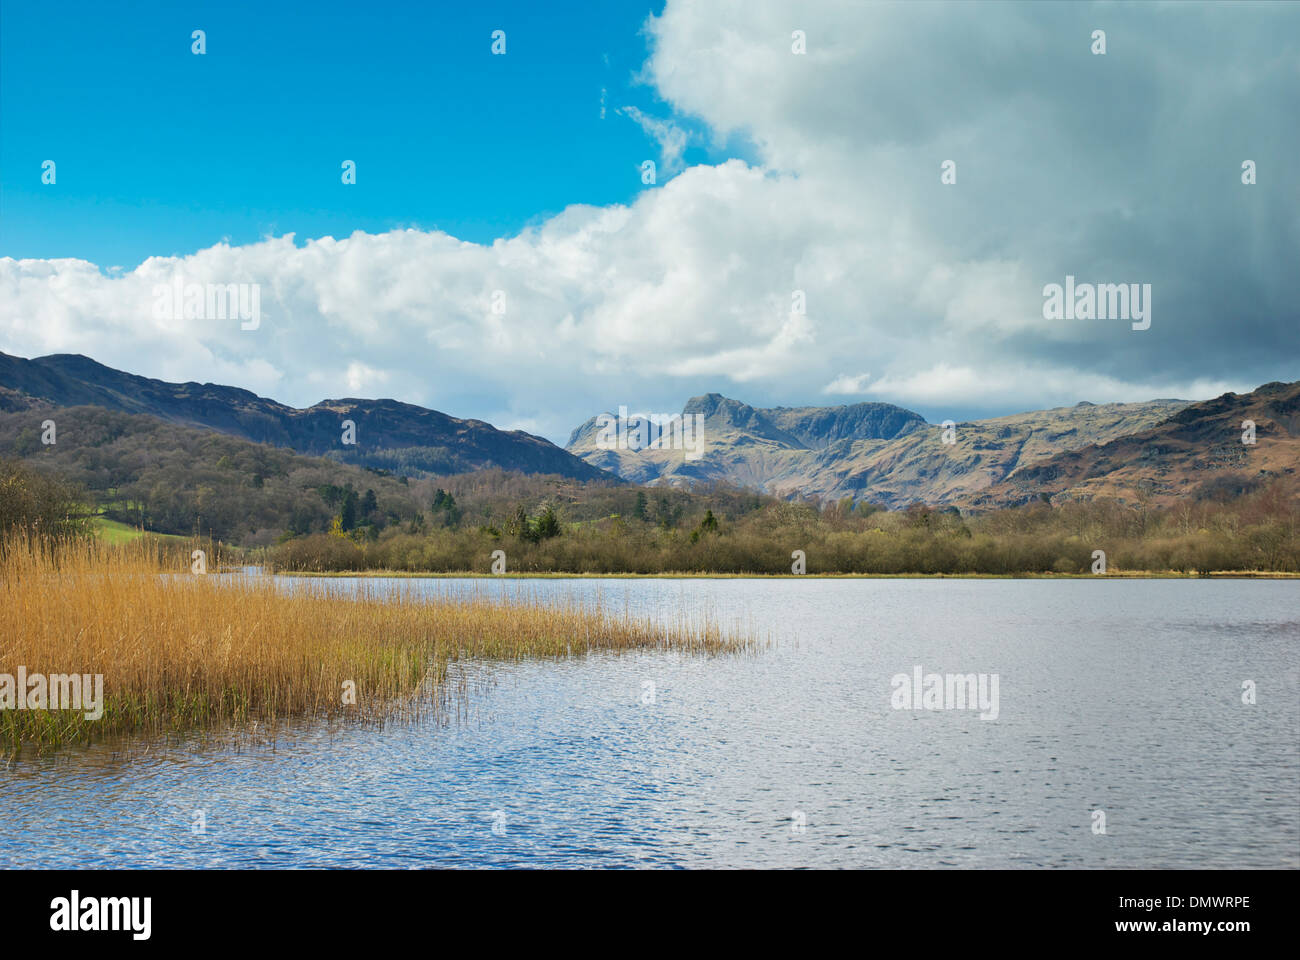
[{"x1": 1, "y1": 0, "x2": 1297, "y2": 444}]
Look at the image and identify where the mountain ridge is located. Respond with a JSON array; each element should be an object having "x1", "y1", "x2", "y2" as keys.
[
  {"x1": 566, "y1": 391, "x2": 1202, "y2": 507},
  {"x1": 0, "y1": 350, "x2": 610, "y2": 481},
  {"x1": 967, "y1": 380, "x2": 1300, "y2": 509},
  {"x1": 7, "y1": 350, "x2": 1292, "y2": 510}
]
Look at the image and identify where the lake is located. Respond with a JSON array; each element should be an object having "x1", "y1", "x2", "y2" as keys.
[{"x1": 2, "y1": 577, "x2": 1296, "y2": 868}]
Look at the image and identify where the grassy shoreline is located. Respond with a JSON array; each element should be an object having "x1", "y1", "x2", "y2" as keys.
[
  {"x1": 272, "y1": 567, "x2": 1300, "y2": 580},
  {"x1": 1, "y1": 539, "x2": 751, "y2": 753}
]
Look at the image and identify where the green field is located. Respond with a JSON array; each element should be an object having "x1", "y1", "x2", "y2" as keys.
[{"x1": 92, "y1": 516, "x2": 187, "y2": 545}]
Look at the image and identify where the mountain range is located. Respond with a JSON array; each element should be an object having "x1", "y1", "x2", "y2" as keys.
[
  {"x1": 971, "y1": 380, "x2": 1300, "y2": 508},
  {"x1": 0, "y1": 351, "x2": 607, "y2": 481},
  {"x1": 3, "y1": 350, "x2": 1295, "y2": 511},
  {"x1": 568, "y1": 385, "x2": 1299, "y2": 509}
]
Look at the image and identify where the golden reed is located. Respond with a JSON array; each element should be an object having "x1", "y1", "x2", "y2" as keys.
[{"x1": 0, "y1": 537, "x2": 747, "y2": 752}]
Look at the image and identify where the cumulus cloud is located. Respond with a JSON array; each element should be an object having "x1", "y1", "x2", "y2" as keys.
[
  {"x1": 822, "y1": 373, "x2": 872, "y2": 396},
  {"x1": 2, "y1": 1, "x2": 1296, "y2": 441},
  {"x1": 864, "y1": 364, "x2": 1246, "y2": 413}
]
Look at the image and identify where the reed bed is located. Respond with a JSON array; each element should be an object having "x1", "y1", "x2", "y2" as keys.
[{"x1": 0, "y1": 538, "x2": 748, "y2": 752}]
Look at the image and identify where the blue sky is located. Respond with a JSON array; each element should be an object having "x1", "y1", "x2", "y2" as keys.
[
  {"x1": 1, "y1": 0, "x2": 734, "y2": 266},
  {"x1": 1, "y1": 1, "x2": 1296, "y2": 442}
]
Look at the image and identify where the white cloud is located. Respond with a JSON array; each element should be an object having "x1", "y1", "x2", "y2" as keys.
[
  {"x1": 2, "y1": 1, "x2": 1294, "y2": 443},
  {"x1": 619, "y1": 105, "x2": 689, "y2": 175},
  {"x1": 823, "y1": 373, "x2": 872, "y2": 395},
  {"x1": 865, "y1": 362, "x2": 1249, "y2": 413},
  {"x1": 345, "y1": 361, "x2": 389, "y2": 395}
]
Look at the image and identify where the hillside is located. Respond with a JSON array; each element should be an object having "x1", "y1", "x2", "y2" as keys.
[
  {"x1": 567, "y1": 393, "x2": 1189, "y2": 507},
  {"x1": 0, "y1": 404, "x2": 720, "y2": 547},
  {"x1": 1, "y1": 405, "x2": 429, "y2": 543},
  {"x1": 0, "y1": 351, "x2": 609, "y2": 481},
  {"x1": 969, "y1": 380, "x2": 1300, "y2": 508}
]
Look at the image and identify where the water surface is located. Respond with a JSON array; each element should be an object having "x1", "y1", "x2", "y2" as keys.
[{"x1": 2, "y1": 578, "x2": 1296, "y2": 868}]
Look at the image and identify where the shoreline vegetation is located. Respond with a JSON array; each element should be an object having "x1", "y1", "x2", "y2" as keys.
[
  {"x1": 281, "y1": 569, "x2": 1300, "y2": 579},
  {"x1": 5, "y1": 456, "x2": 1297, "y2": 577},
  {"x1": 0, "y1": 534, "x2": 749, "y2": 754},
  {"x1": 263, "y1": 474, "x2": 1299, "y2": 578}
]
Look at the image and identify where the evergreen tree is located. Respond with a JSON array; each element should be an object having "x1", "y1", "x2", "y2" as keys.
[
  {"x1": 339, "y1": 489, "x2": 359, "y2": 531},
  {"x1": 534, "y1": 503, "x2": 561, "y2": 539}
]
